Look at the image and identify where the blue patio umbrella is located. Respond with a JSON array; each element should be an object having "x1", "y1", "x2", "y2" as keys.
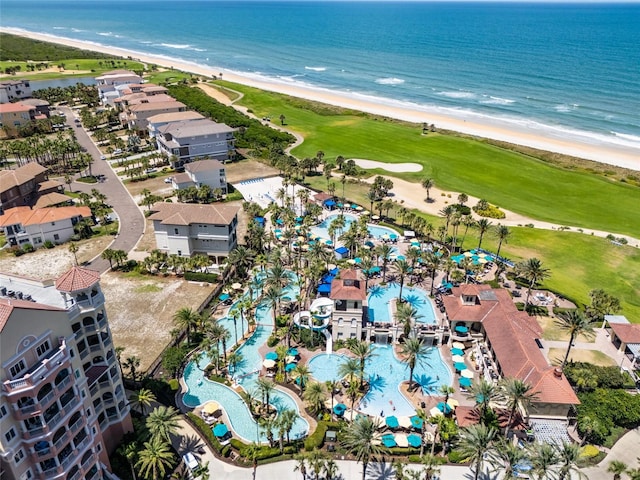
[
  {"x1": 454, "y1": 362, "x2": 468, "y2": 371},
  {"x1": 365, "y1": 241, "x2": 375, "y2": 248},
  {"x1": 370, "y1": 266, "x2": 381, "y2": 273},
  {"x1": 295, "y1": 216, "x2": 303, "y2": 223},
  {"x1": 325, "y1": 239, "x2": 333, "y2": 245},
  {"x1": 329, "y1": 268, "x2": 340, "y2": 276},
  {"x1": 287, "y1": 348, "x2": 299, "y2": 356},
  {"x1": 285, "y1": 363, "x2": 297, "y2": 372},
  {"x1": 276, "y1": 218, "x2": 284, "y2": 225},
  {"x1": 265, "y1": 352, "x2": 278, "y2": 360},
  {"x1": 455, "y1": 325, "x2": 469, "y2": 334},
  {"x1": 390, "y1": 234, "x2": 398, "y2": 240},
  {"x1": 354, "y1": 257, "x2": 362, "y2": 264},
  {"x1": 318, "y1": 283, "x2": 331, "y2": 294},
  {"x1": 351, "y1": 204, "x2": 359, "y2": 209},
  {"x1": 213, "y1": 424, "x2": 229, "y2": 437},
  {"x1": 382, "y1": 434, "x2": 397, "y2": 448},
  {"x1": 219, "y1": 293, "x2": 230, "y2": 302},
  {"x1": 459, "y1": 377, "x2": 472, "y2": 388},
  {"x1": 437, "y1": 402, "x2": 452, "y2": 414},
  {"x1": 410, "y1": 416, "x2": 424, "y2": 430},
  {"x1": 450, "y1": 348, "x2": 464, "y2": 356},
  {"x1": 385, "y1": 416, "x2": 399, "y2": 429},
  {"x1": 396, "y1": 255, "x2": 405, "y2": 261},
  {"x1": 337, "y1": 202, "x2": 344, "y2": 208},
  {"x1": 407, "y1": 434, "x2": 422, "y2": 448},
  {"x1": 333, "y1": 403, "x2": 347, "y2": 415}
]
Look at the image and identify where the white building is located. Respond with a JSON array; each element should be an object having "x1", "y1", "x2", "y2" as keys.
[
  {"x1": 0, "y1": 80, "x2": 32, "y2": 104},
  {"x1": 95, "y1": 70, "x2": 143, "y2": 105},
  {"x1": 123, "y1": 100, "x2": 187, "y2": 132},
  {"x1": 147, "y1": 111, "x2": 205, "y2": 139},
  {"x1": 148, "y1": 202, "x2": 240, "y2": 261},
  {"x1": 171, "y1": 160, "x2": 227, "y2": 194},
  {"x1": 0, "y1": 205, "x2": 92, "y2": 247},
  {"x1": 155, "y1": 119, "x2": 235, "y2": 168}
]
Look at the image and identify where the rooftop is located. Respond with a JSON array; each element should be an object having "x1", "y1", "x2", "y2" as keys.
[
  {"x1": 128, "y1": 100, "x2": 185, "y2": 113},
  {"x1": 147, "y1": 111, "x2": 204, "y2": 125},
  {"x1": 55, "y1": 266, "x2": 101, "y2": 293},
  {"x1": 0, "y1": 271, "x2": 70, "y2": 311},
  {"x1": 0, "y1": 205, "x2": 91, "y2": 228},
  {"x1": 0, "y1": 297, "x2": 66, "y2": 333},
  {"x1": 0, "y1": 102, "x2": 36, "y2": 114},
  {"x1": 21, "y1": 98, "x2": 50, "y2": 107},
  {"x1": 149, "y1": 202, "x2": 239, "y2": 226},
  {"x1": 185, "y1": 159, "x2": 225, "y2": 173},
  {"x1": 158, "y1": 119, "x2": 235, "y2": 138},
  {"x1": 0, "y1": 163, "x2": 48, "y2": 193},
  {"x1": 33, "y1": 192, "x2": 72, "y2": 209},
  {"x1": 330, "y1": 269, "x2": 367, "y2": 301}
]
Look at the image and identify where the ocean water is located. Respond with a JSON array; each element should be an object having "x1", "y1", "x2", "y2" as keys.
[{"x1": 3, "y1": 1, "x2": 639, "y2": 151}]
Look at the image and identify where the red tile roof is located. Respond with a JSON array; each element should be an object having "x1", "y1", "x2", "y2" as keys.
[
  {"x1": 0, "y1": 102, "x2": 36, "y2": 114},
  {"x1": 0, "y1": 205, "x2": 91, "y2": 228},
  {"x1": 0, "y1": 298, "x2": 65, "y2": 333},
  {"x1": 55, "y1": 267, "x2": 101, "y2": 292},
  {"x1": 330, "y1": 269, "x2": 366, "y2": 301},
  {"x1": 609, "y1": 322, "x2": 640, "y2": 344},
  {"x1": 148, "y1": 202, "x2": 239, "y2": 226}
]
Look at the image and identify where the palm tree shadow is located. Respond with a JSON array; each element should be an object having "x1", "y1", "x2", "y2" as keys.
[
  {"x1": 413, "y1": 373, "x2": 438, "y2": 394},
  {"x1": 402, "y1": 293, "x2": 425, "y2": 308},
  {"x1": 368, "y1": 284, "x2": 385, "y2": 298},
  {"x1": 177, "y1": 433, "x2": 206, "y2": 458},
  {"x1": 367, "y1": 461, "x2": 395, "y2": 479}
]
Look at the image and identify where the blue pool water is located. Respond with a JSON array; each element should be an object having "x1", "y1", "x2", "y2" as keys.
[
  {"x1": 368, "y1": 284, "x2": 436, "y2": 324},
  {"x1": 309, "y1": 345, "x2": 452, "y2": 417},
  {"x1": 311, "y1": 213, "x2": 398, "y2": 241},
  {"x1": 182, "y1": 277, "x2": 309, "y2": 443}
]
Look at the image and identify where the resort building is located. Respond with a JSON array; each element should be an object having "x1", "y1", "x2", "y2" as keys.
[
  {"x1": 20, "y1": 99, "x2": 51, "y2": 119},
  {"x1": 0, "y1": 205, "x2": 92, "y2": 247},
  {"x1": 122, "y1": 100, "x2": 187, "y2": 132},
  {"x1": 604, "y1": 315, "x2": 640, "y2": 368},
  {"x1": 171, "y1": 160, "x2": 228, "y2": 194},
  {"x1": 147, "y1": 111, "x2": 205, "y2": 139},
  {"x1": 329, "y1": 269, "x2": 368, "y2": 341},
  {"x1": 443, "y1": 284, "x2": 579, "y2": 422},
  {"x1": 0, "y1": 267, "x2": 132, "y2": 480},
  {"x1": 155, "y1": 119, "x2": 236, "y2": 167},
  {"x1": 0, "y1": 80, "x2": 32, "y2": 104},
  {"x1": 0, "y1": 162, "x2": 49, "y2": 213},
  {"x1": 95, "y1": 70, "x2": 143, "y2": 105},
  {"x1": 148, "y1": 202, "x2": 240, "y2": 261},
  {"x1": 0, "y1": 102, "x2": 37, "y2": 130}
]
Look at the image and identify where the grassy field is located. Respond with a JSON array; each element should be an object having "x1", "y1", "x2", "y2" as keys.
[
  {"x1": 144, "y1": 70, "x2": 193, "y2": 85},
  {"x1": 226, "y1": 83, "x2": 640, "y2": 239},
  {"x1": 0, "y1": 58, "x2": 143, "y2": 81},
  {"x1": 305, "y1": 175, "x2": 640, "y2": 320},
  {"x1": 548, "y1": 348, "x2": 616, "y2": 367}
]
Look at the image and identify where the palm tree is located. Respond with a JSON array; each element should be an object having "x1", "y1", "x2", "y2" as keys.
[
  {"x1": 439, "y1": 385, "x2": 455, "y2": 404},
  {"x1": 293, "y1": 452, "x2": 308, "y2": 480},
  {"x1": 172, "y1": 307, "x2": 200, "y2": 344},
  {"x1": 292, "y1": 364, "x2": 311, "y2": 392},
  {"x1": 516, "y1": 258, "x2": 551, "y2": 307},
  {"x1": 529, "y1": 442, "x2": 559, "y2": 480},
  {"x1": 350, "y1": 340, "x2": 375, "y2": 387},
  {"x1": 340, "y1": 415, "x2": 386, "y2": 480},
  {"x1": 325, "y1": 380, "x2": 341, "y2": 420},
  {"x1": 475, "y1": 218, "x2": 493, "y2": 249},
  {"x1": 420, "y1": 453, "x2": 442, "y2": 480},
  {"x1": 400, "y1": 334, "x2": 429, "y2": 392},
  {"x1": 303, "y1": 381, "x2": 328, "y2": 415},
  {"x1": 256, "y1": 377, "x2": 276, "y2": 411},
  {"x1": 69, "y1": 242, "x2": 79, "y2": 265},
  {"x1": 228, "y1": 246, "x2": 254, "y2": 278},
  {"x1": 493, "y1": 224, "x2": 511, "y2": 259},
  {"x1": 124, "y1": 356, "x2": 141, "y2": 382},
  {"x1": 244, "y1": 442, "x2": 260, "y2": 480},
  {"x1": 264, "y1": 285, "x2": 283, "y2": 326},
  {"x1": 375, "y1": 244, "x2": 394, "y2": 283},
  {"x1": 146, "y1": 405, "x2": 181, "y2": 443},
  {"x1": 466, "y1": 379, "x2": 499, "y2": 421},
  {"x1": 608, "y1": 461, "x2": 628, "y2": 480},
  {"x1": 499, "y1": 377, "x2": 539, "y2": 438},
  {"x1": 135, "y1": 437, "x2": 175, "y2": 480},
  {"x1": 555, "y1": 310, "x2": 596, "y2": 367},
  {"x1": 457, "y1": 424, "x2": 498, "y2": 480},
  {"x1": 556, "y1": 442, "x2": 585, "y2": 480},
  {"x1": 117, "y1": 441, "x2": 139, "y2": 480},
  {"x1": 258, "y1": 416, "x2": 277, "y2": 448},
  {"x1": 395, "y1": 301, "x2": 421, "y2": 338},
  {"x1": 279, "y1": 408, "x2": 299, "y2": 444},
  {"x1": 129, "y1": 388, "x2": 156, "y2": 416},
  {"x1": 421, "y1": 178, "x2": 434, "y2": 202},
  {"x1": 227, "y1": 351, "x2": 243, "y2": 379},
  {"x1": 491, "y1": 439, "x2": 528, "y2": 479},
  {"x1": 394, "y1": 259, "x2": 412, "y2": 301}
]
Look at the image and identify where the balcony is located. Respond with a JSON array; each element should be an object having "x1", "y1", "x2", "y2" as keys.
[
  {"x1": 4, "y1": 342, "x2": 70, "y2": 394},
  {"x1": 23, "y1": 398, "x2": 81, "y2": 440},
  {"x1": 81, "y1": 454, "x2": 96, "y2": 474},
  {"x1": 76, "y1": 292, "x2": 105, "y2": 311},
  {"x1": 69, "y1": 416, "x2": 84, "y2": 434}
]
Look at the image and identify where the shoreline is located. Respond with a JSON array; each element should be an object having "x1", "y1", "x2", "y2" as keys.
[{"x1": 2, "y1": 27, "x2": 639, "y2": 171}]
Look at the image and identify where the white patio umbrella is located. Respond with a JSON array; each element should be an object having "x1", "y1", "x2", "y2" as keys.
[
  {"x1": 429, "y1": 407, "x2": 443, "y2": 417},
  {"x1": 452, "y1": 342, "x2": 466, "y2": 350},
  {"x1": 231, "y1": 282, "x2": 243, "y2": 290},
  {"x1": 461, "y1": 369, "x2": 474, "y2": 379},
  {"x1": 398, "y1": 416, "x2": 412, "y2": 429},
  {"x1": 395, "y1": 434, "x2": 409, "y2": 448},
  {"x1": 262, "y1": 359, "x2": 276, "y2": 369},
  {"x1": 451, "y1": 355, "x2": 465, "y2": 363}
]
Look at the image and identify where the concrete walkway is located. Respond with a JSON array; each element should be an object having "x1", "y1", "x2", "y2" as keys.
[{"x1": 582, "y1": 427, "x2": 640, "y2": 478}]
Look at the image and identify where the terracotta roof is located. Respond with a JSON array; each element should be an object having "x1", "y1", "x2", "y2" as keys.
[
  {"x1": 314, "y1": 192, "x2": 333, "y2": 202},
  {"x1": 21, "y1": 98, "x2": 50, "y2": 107},
  {"x1": 0, "y1": 102, "x2": 36, "y2": 114},
  {"x1": 37, "y1": 179, "x2": 64, "y2": 192},
  {"x1": 128, "y1": 101, "x2": 184, "y2": 113},
  {"x1": 147, "y1": 111, "x2": 204, "y2": 124},
  {"x1": 0, "y1": 162, "x2": 47, "y2": 192},
  {"x1": 0, "y1": 298, "x2": 66, "y2": 333},
  {"x1": 185, "y1": 159, "x2": 225, "y2": 173},
  {"x1": 609, "y1": 322, "x2": 640, "y2": 344},
  {"x1": 55, "y1": 266, "x2": 101, "y2": 292},
  {"x1": 148, "y1": 202, "x2": 239, "y2": 226},
  {"x1": 330, "y1": 269, "x2": 367, "y2": 301},
  {"x1": 0, "y1": 205, "x2": 91, "y2": 228},
  {"x1": 443, "y1": 284, "x2": 521, "y2": 324},
  {"x1": 34, "y1": 192, "x2": 72, "y2": 209}
]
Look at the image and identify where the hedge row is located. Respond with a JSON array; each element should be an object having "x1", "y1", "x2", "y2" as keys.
[
  {"x1": 186, "y1": 412, "x2": 223, "y2": 453},
  {"x1": 184, "y1": 271, "x2": 219, "y2": 283}
]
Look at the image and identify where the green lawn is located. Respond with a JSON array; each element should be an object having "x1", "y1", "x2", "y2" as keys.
[
  {"x1": 144, "y1": 70, "x2": 193, "y2": 85},
  {"x1": 228, "y1": 83, "x2": 640, "y2": 239},
  {"x1": 0, "y1": 58, "x2": 143, "y2": 81}
]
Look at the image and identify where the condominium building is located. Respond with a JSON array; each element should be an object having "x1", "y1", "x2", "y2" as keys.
[
  {"x1": 0, "y1": 267, "x2": 133, "y2": 480},
  {"x1": 0, "y1": 81, "x2": 32, "y2": 104}
]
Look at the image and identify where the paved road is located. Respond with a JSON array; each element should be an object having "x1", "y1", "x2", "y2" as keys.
[{"x1": 61, "y1": 108, "x2": 145, "y2": 272}]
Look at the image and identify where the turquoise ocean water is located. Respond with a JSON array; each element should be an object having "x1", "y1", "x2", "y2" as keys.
[{"x1": 3, "y1": 1, "x2": 639, "y2": 151}]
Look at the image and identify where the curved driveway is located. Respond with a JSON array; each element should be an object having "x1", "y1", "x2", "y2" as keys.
[{"x1": 61, "y1": 107, "x2": 145, "y2": 272}]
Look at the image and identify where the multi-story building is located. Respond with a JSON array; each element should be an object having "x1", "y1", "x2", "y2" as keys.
[
  {"x1": 0, "y1": 103, "x2": 37, "y2": 130},
  {"x1": 0, "y1": 80, "x2": 33, "y2": 104},
  {"x1": 0, "y1": 267, "x2": 132, "y2": 480},
  {"x1": 0, "y1": 163, "x2": 49, "y2": 213},
  {"x1": 146, "y1": 111, "x2": 204, "y2": 139},
  {"x1": 170, "y1": 159, "x2": 227, "y2": 194},
  {"x1": 148, "y1": 202, "x2": 239, "y2": 261},
  {"x1": 155, "y1": 119, "x2": 235, "y2": 167},
  {"x1": 122, "y1": 100, "x2": 187, "y2": 132},
  {"x1": 329, "y1": 269, "x2": 368, "y2": 341},
  {"x1": 95, "y1": 70, "x2": 143, "y2": 105}
]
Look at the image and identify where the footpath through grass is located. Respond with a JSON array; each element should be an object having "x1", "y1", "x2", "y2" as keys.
[{"x1": 228, "y1": 83, "x2": 640, "y2": 239}]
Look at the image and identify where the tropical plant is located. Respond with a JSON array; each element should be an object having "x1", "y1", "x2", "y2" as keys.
[
  {"x1": 490, "y1": 439, "x2": 528, "y2": 479},
  {"x1": 303, "y1": 381, "x2": 328, "y2": 415},
  {"x1": 457, "y1": 424, "x2": 498, "y2": 480},
  {"x1": 291, "y1": 364, "x2": 311, "y2": 392},
  {"x1": 529, "y1": 441, "x2": 559, "y2": 480},
  {"x1": 135, "y1": 436, "x2": 175, "y2": 480},
  {"x1": 475, "y1": 218, "x2": 493, "y2": 250},
  {"x1": 607, "y1": 460, "x2": 628, "y2": 480},
  {"x1": 421, "y1": 178, "x2": 435, "y2": 202},
  {"x1": 556, "y1": 442, "x2": 585, "y2": 480},
  {"x1": 146, "y1": 406, "x2": 181, "y2": 443},
  {"x1": 516, "y1": 257, "x2": 551, "y2": 307},
  {"x1": 117, "y1": 441, "x2": 139, "y2": 480},
  {"x1": 400, "y1": 334, "x2": 429, "y2": 392},
  {"x1": 555, "y1": 310, "x2": 596, "y2": 367},
  {"x1": 350, "y1": 340, "x2": 375, "y2": 387},
  {"x1": 340, "y1": 415, "x2": 386, "y2": 480},
  {"x1": 172, "y1": 307, "x2": 201, "y2": 344},
  {"x1": 499, "y1": 377, "x2": 539, "y2": 438},
  {"x1": 493, "y1": 224, "x2": 511, "y2": 259},
  {"x1": 129, "y1": 388, "x2": 156, "y2": 416}
]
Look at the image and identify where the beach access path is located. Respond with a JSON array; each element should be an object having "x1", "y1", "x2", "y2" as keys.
[{"x1": 60, "y1": 107, "x2": 145, "y2": 272}]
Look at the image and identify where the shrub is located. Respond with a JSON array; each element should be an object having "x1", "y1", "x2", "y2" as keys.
[
  {"x1": 230, "y1": 438, "x2": 247, "y2": 451},
  {"x1": 304, "y1": 421, "x2": 328, "y2": 451},
  {"x1": 473, "y1": 200, "x2": 506, "y2": 219},
  {"x1": 186, "y1": 412, "x2": 223, "y2": 453},
  {"x1": 11, "y1": 246, "x2": 24, "y2": 257},
  {"x1": 22, "y1": 243, "x2": 34, "y2": 253},
  {"x1": 580, "y1": 445, "x2": 599, "y2": 458},
  {"x1": 448, "y1": 450, "x2": 468, "y2": 463},
  {"x1": 184, "y1": 271, "x2": 219, "y2": 283},
  {"x1": 221, "y1": 445, "x2": 231, "y2": 458},
  {"x1": 167, "y1": 378, "x2": 180, "y2": 391},
  {"x1": 43, "y1": 240, "x2": 54, "y2": 249},
  {"x1": 266, "y1": 335, "x2": 279, "y2": 348}
]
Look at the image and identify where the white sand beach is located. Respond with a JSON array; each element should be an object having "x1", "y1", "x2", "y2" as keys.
[{"x1": 3, "y1": 27, "x2": 639, "y2": 171}]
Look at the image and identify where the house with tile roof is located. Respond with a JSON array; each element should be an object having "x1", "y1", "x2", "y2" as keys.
[
  {"x1": 443, "y1": 284, "x2": 579, "y2": 421},
  {"x1": 148, "y1": 202, "x2": 239, "y2": 261},
  {"x1": 0, "y1": 102, "x2": 37, "y2": 131},
  {"x1": 605, "y1": 315, "x2": 640, "y2": 368},
  {"x1": 122, "y1": 100, "x2": 187, "y2": 131},
  {"x1": 170, "y1": 159, "x2": 228, "y2": 194},
  {"x1": 0, "y1": 162, "x2": 49, "y2": 212},
  {"x1": 0, "y1": 205, "x2": 92, "y2": 247},
  {"x1": 147, "y1": 111, "x2": 205, "y2": 138}
]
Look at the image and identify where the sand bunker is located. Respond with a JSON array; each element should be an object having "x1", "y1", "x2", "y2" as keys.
[{"x1": 353, "y1": 159, "x2": 423, "y2": 173}]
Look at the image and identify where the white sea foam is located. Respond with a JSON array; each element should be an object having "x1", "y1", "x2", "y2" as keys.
[
  {"x1": 160, "y1": 43, "x2": 193, "y2": 49},
  {"x1": 305, "y1": 66, "x2": 327, "y2": 72},
  {"x1": 70, "y1": 28, "x2": 85, "y2": 33},
  {"x1": 53, "y1": 27, "x2": 66, "y2": 30},
  {"x1": 439, "y1": 91, "x2": 476, "y2": 99},
  {"x1": 480, "y1": 96, "x2": 516, "y2": 105},
  {"x1": 376, "y1": 77, "x2": 405, "y2": 85},
  {"x1": 612, "y1": 132, "x2": 640, "y2": 147}
]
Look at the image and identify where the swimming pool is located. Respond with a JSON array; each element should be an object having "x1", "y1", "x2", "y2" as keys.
[
  {"x1": 367, "y1": 284, "x2": 437, "y2": 324},
  {"x1": 182, "y1": 276, "x2": 310, "y2": 443},
  {"x1": 311, "y1": 213, "x2": 398, "y2": 241},
  {"x1": 308, "y1": 345, "x2": 451, "y2": 417}
]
